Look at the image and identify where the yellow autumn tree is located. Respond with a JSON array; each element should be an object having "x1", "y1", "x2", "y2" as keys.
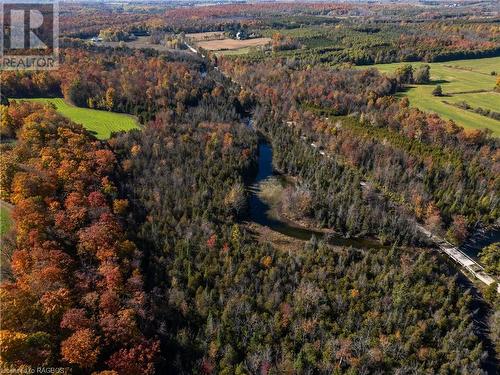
[
  {"x1": 0, "y1": 105, "x2": 15, "y2": 137},
  {"x1": 61, "y1": 329, "x2": 100, "y2": 368}
]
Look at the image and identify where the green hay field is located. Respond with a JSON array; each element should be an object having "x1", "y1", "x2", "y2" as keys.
[
  {"x1": 18, "y1": 98, "x2": 139, "y2": 139},
  {"x1": 361, "y1": 57, "x2": 500, "y2": 136},
  {"x1": 215, "y1": 47, "x2": 254, "y2": 56}
]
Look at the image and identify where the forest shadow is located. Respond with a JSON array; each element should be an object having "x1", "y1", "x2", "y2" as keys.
[
  {"x1": 429, "y1": 79, "x2": 450, "y2": 85},
  {"x1": 399, "y1": 85, "x2": 416, "y2": 92}
]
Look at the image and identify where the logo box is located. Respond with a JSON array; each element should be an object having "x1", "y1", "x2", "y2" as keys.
[{"x1": 1, "y1": 0, "x2": 59, "y2": 70}]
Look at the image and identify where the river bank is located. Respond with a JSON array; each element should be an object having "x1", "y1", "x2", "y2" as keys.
[{"x1": 247, "y1": 141, "x2": 388, "y2": 249}]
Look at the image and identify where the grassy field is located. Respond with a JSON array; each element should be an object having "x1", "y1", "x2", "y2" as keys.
[
  {"x1": 17, "y1": 98, "x2": 139, "y2": 139},
  {"x1": 362, "y1": 57, "x2": 500, "y2": 136},
  {"x1": 0, "y1": 205, "x2": 13, "y2": 238},
  {"x1": 442, "y1": 57, "x2": 500, "y2": 75},
  {"x1": 99, "y1": 36, "x2": 192, "y2": 55},
  {"x1": 185, "y1": 31, "x2": 225, "y2": 42},
  {"x1": 196, "y1": 37, "x2": 271, "y2": 51},
  {"x1": 214, "y1": 47, "x2": 255, "y2": 56}
]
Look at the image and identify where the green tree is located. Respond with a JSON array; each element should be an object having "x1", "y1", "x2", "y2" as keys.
[
  {"x1": 432, "y1": 85, "x2": 443, "y2": 96},
  {"x1": 479, "y1": 242, "x2": 500, "y2": 276},
  {"x1": 414, "y1": 64, "x2": 431, "y2": 84},
  {"x1": 394, "y1": 64, "x2": 414, "y2": 84}
]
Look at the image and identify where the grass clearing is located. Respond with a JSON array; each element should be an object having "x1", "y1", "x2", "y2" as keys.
[
  {"x1": 441, "y1": 57, "x2": 500, "y2": 75},
  {"x1": 214, "y1": 46, "x2": 255, "y2": 56},
  {"x1": 17, "y1": 98, "x2": 139, "y2": 139},
  {"x1": 185, "y1": 31, "x2": 225, "y2": 42},
  {"x1": 0, "y1": 204, "x2": 13, "y2": 238},
  {"x1": 98, "y1": 36, "x2": 192, "y2": 55},
  {"x1": 360, "y1": 57, "x2": 500, "y2": 136},
  {"x1": 196, "y1": 37, "x2": 271, "y2": 51},
  {"x1": 443, "y1": 91, "x2": 500, "y2": 109}
]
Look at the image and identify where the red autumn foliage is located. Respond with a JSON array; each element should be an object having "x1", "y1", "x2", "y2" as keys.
[
  {"x1": 106, "y1": 340, "x2": 160, "y2": 375},
  {"x1": 0, "y1": 102, "x2": 157, "y2": 371}
]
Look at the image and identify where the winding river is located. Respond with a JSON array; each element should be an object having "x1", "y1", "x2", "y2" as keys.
[{"x1": 248, "y1": 141, "x2": 386, "y2": 249}]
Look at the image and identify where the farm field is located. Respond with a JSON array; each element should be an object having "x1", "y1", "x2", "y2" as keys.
[
  {"x1": 185, "y1": 31, "x2": 225, "y2": 42},
  {"x1": 442, "y1": 57, "x2": 500, "y2": 75},
  {"x1": 444, "y1": 91, "x2": 500, "y2": 111},
  {"x1": 214, "y1": 46, "x2": 254, "y2": 56},
  {"x1": 196, "y1": 37, "x2": 271, "y2": 52},
  {"x1": 364, "y1": 57, "x2": 500, "y2": 135},
  {"x1": 16, "y1": 98, "x2": 139, "y2": 139},
  {"x1": 98, "y1": 36, "x2": 192, "y2": 55}
]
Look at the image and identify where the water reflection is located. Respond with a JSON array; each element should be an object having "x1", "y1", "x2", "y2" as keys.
[{"x1": 248, "y1": 142, "x2": 385, "y2": 248}]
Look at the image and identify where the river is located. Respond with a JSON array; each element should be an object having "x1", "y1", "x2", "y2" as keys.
[{"x1": 248, "y1": 141, "x2": 387, "y2": 249}]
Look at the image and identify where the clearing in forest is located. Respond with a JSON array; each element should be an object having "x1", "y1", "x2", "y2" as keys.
[
  {"x1": 185, "y1": 31, "x2": 225, "y2": 42},
  {"x1": 16, "y1": 98, "x2": 139, "y2": 139},
  {"x1": 0, "y1": 202, "x2": 13, "y2": 239},
  {"x1": 363, "y1": 57, "x2": 500, "y2": 136},
  {"x1": 196, "y1": 37, "x2": 271, "y2": 52}
]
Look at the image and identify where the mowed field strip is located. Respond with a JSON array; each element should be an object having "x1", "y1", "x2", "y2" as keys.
[
  {"x1": 16, "y1": 98, "x2": 139, "y2": 139},
  {"x1": 363, "y1": 57, "x2": 500, "y2": 136}
]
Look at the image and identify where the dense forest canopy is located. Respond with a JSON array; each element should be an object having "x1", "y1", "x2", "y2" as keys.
[
  {"x1": 0, "y1": 1, "x2": 499, "y2": 374},
  {"x1": 0, "y1": 102, "x2": 158, "y2": 371},
  {"x1": 1, "y1": 48, "x2": 215, "y2": 124},
  {"x1": 0, "y1": 95, "x2": 487, "y2": 375},
  {"x1": 220, "y1": 58, "x2": 499, "y2": 243}
]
